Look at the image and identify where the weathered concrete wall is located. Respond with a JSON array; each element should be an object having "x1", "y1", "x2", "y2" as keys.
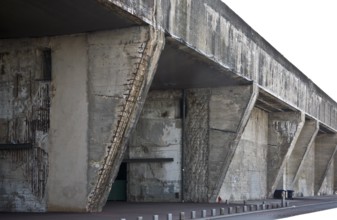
[
  {"x1": 183, "y1": 85, "x2": 258, "y2": 202},
  {"x1": 267, "y1": 112, "x2": 304, "y2": 196},
  {"x1": 0, "y1": 47, "x2": 49, "y2": 211},
  {"x1": 86, "y1": 26, "x2": 164, "y2": 211},
  {"x1": 183, "y1": 89, "x2": 210, "y2": 202},
  {"x1": 292, "y1": 141, "x2": 315, "y2": 197},
  {"x1": 208, "y1": 85, "x2": 258, "y2": 201},
  {"x1": 128, "y1": 90, "x2": 182, "y2": 202},
  {"x1": 318, "y1": 162, "x2": 334, "y2": 195},
  {"x1": 47, "y1": 35, "x2": 89, "y2": 211},
  {"x1": 315, "y1": 134, "x2": 337, "y2": 195},
  {"x1": 0, "y1": 25, "x2": 164, "y2": 212},
  {"x1": 287, "y1": 120, "x2": 318, "y2": 196},
  {"x1": 109, "y1": 0, "x2": 337, "y2": 130},
  {"x1": 219, "y1": 107, "x2": 268, "y2": 201}
]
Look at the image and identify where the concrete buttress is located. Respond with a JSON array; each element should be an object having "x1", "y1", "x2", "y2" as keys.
[
  {"x1": 86, "y1": 26, "x2": 164, "y2": 212},
  {"x1": 208, "y1": 84, "x2": 258, "y2": 201},
  {"x1": 267, "y1": 111, "x2": 305, "y2": 197},
  {"x1": 183, "y1": 84, "x2": 258, "y2": 202},
  {"x1": 288, "y1": 120, "x2": 319, "y2": 195},
  {"x1": 314, "y1": 133, "x2": 337, "y2": 195}
]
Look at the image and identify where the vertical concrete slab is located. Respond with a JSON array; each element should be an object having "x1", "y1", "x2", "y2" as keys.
[
  {"x1": 184, "y1": 88, "x2": 211, "y2": 202},
  {"x1": 292, "y1": 141, "x2": 315, "y2": 196},
  {"x1": 267, "y1": 111, "x2": 305, "y2": 197},
  {"x1": 208, "y1": 84, "x2": 258, "y2": 201},
  {"x1": 315, "y1": 133, "x2": 337, "y2": 195},
  {"x1": 128, "y1": 90, "x2": 182, "y2": 202},
  {"x1": 219, "y1": 107, "x2": 269, "y2": 201},
  {"x1": 335, "y1": 149, "x2": 337, "y2": 193},
  {"x1": 288, "y1": 120, "x2": 319, "y2": 191},
  {"x1": 48, "y1": 35, "x2": 89, "y2": 211},
  {"x1": 86, "y1": 26, "x2": 164, "y2": 211},
  {"x1": 0, "y1": 46, "x2": 49, "y2": 212}
]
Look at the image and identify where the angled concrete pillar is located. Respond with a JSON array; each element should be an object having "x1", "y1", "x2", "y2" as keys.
[
  {"x1": 208, "y1": 84, "x2": 258, "y2": 201},
  {"x1": 267, "y1": 111, "x2": 305, "y2": 197},
  {"x1": 86, "y1": 26, "x2": 164, "y2": 211},
  {"x1": 315, "y1": 133, "x2": 337, "y2": 195},
  {"x1": 47, "y1": 26, "x2": 164, "y2": 212},
  {"x1": 183, "y1": 84, "x2": 258, "y2": 202},
  {"x1": 287, "y1": 119, "x2": 319, "y2": 195}
]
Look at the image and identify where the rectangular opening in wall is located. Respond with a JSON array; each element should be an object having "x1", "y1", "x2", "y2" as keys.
[{"x1": 42, "y1": 48, "x2": 52, "y2": 81}]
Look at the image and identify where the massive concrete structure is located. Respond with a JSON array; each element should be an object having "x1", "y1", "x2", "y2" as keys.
[{"x1": 1, "y1": 0, "x2": 337, "y2": 212}]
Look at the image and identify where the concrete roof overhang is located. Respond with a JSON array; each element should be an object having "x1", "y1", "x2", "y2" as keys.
[
  {"x1": 0, "y1": 0, "x2": 142, "y2": 39},
  {"x1": 0, "y1": 0, "x2": 252, "y2": 89},
  {"x1": 152, "y1": 37, "x2": 250, "y2": 89}
]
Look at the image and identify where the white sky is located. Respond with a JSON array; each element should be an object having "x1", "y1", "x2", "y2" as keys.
[{"x1": 222, "y1": 0, "x2": 337, "y2": 101}]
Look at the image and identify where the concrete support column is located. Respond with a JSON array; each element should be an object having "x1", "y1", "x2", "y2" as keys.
[
  {"x1": 287, "y1": 120, "x2": 319, "y2": 195},
  {"x1": 86, "y1": 26, "x2": 164, "y2": 211},
  {"x1": 315, "y1": 133, "x2": 337, "y2": 195},
  {"x1": 267, "y1": 111, "x2": 305, "y2": 197},
  {"x1": 183, "y1": 84, "x2": 258, "y2": 202},
  {"x1": 335, "y1": 147, "x2": 337, "y2": 193},
  {"x1": 183, "y1": 88, "x2": 211, "y2": 202},
  {"x1": 48, "y1": 35, "x2": 90, "y2": 212},
  {"x1": 208, "y1": 84, "x2": 258, "y2": 201},
  {"x1": 46, "y1": 26, "x2": 164, "y2": 212}
]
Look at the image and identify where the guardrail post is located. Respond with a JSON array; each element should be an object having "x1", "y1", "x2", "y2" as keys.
[
  {"x1": 201, "y1": 210, "x2": 207, "y2": 218},
  {"x1": 191, "y1": 211, "x2": 196, "y2": 219},
  {"x1": 180, "y1": 212, "x2": 185, "y2": 220}
]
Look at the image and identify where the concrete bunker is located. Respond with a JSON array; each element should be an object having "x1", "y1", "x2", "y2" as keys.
[{"x1": 2, "y1": 0, "x2": 337, "y2": 212}]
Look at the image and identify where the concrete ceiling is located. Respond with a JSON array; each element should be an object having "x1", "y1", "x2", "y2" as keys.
[
  {"x1": 0, "y1": 0, "x2": 140, "y2": 39},
  {"x1": 152, "y1": 39, "x2": 249, "y2": 89}
]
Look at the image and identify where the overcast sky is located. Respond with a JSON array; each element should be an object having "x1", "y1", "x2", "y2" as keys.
[{"x1": 222, "y1": 0, "x2": 337, "y2": 101}]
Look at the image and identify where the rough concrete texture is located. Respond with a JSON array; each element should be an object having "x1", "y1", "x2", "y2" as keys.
[
  {"x1": 0, "y1": 25, "x2": 164, "y2": 212},
  {"x1": 335, "y1": 150, "x2": 337, "y2": 193},
  {"x1": 0, "y1": 47, "x2": 49, "y2": 211},
  {"x1": 318, "y1": 162, "x2": 334, "y2": 195},
  {"x1": 267, "y1": 111, "x2": 305, "y2": 196},
  {"x1": 208, "y1": 85, "x2": 258, "y2": 201},
  {"x1": 86, "y1": 26, "x2": 164, "y2": 211},
  {"x1": 219, "y1": 107, "x2": 268, "y2": 201},
  {"x1": 128, "y1": 90, "x2": 182, "y2": 202},
  {"x1": 2, "y1": 0, "x2": 337, "y2": 213},
  {"x1": 183, "y1": 89, "x2": 210, "y2": 202},
  {"x1": 47, "y1": 35, "x2": 89, "y2": 212},
  {"x1": 110, "y1": 0, "x2": 337, "y2": 130},
  {"x1": 287, "y1": 120, "x2": 318, "y2": 195},
  {"x1": 315, "y1": 134, "x2": 337, "y2": 195},
  {"x1": 292, "y1": 141, "x2": 315, "y2": 197},
  {"x1": 183, "y1": 85, "x2": 258, "y2": 202}
]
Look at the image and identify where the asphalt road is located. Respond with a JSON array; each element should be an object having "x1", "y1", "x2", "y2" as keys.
[{"x1": 1, "y1": 196, "x2": 337, "y2": 220}]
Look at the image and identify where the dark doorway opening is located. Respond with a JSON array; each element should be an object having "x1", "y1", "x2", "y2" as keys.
[{"x1": 108, "y1": 162, "x2": 127, "y2": 201}]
